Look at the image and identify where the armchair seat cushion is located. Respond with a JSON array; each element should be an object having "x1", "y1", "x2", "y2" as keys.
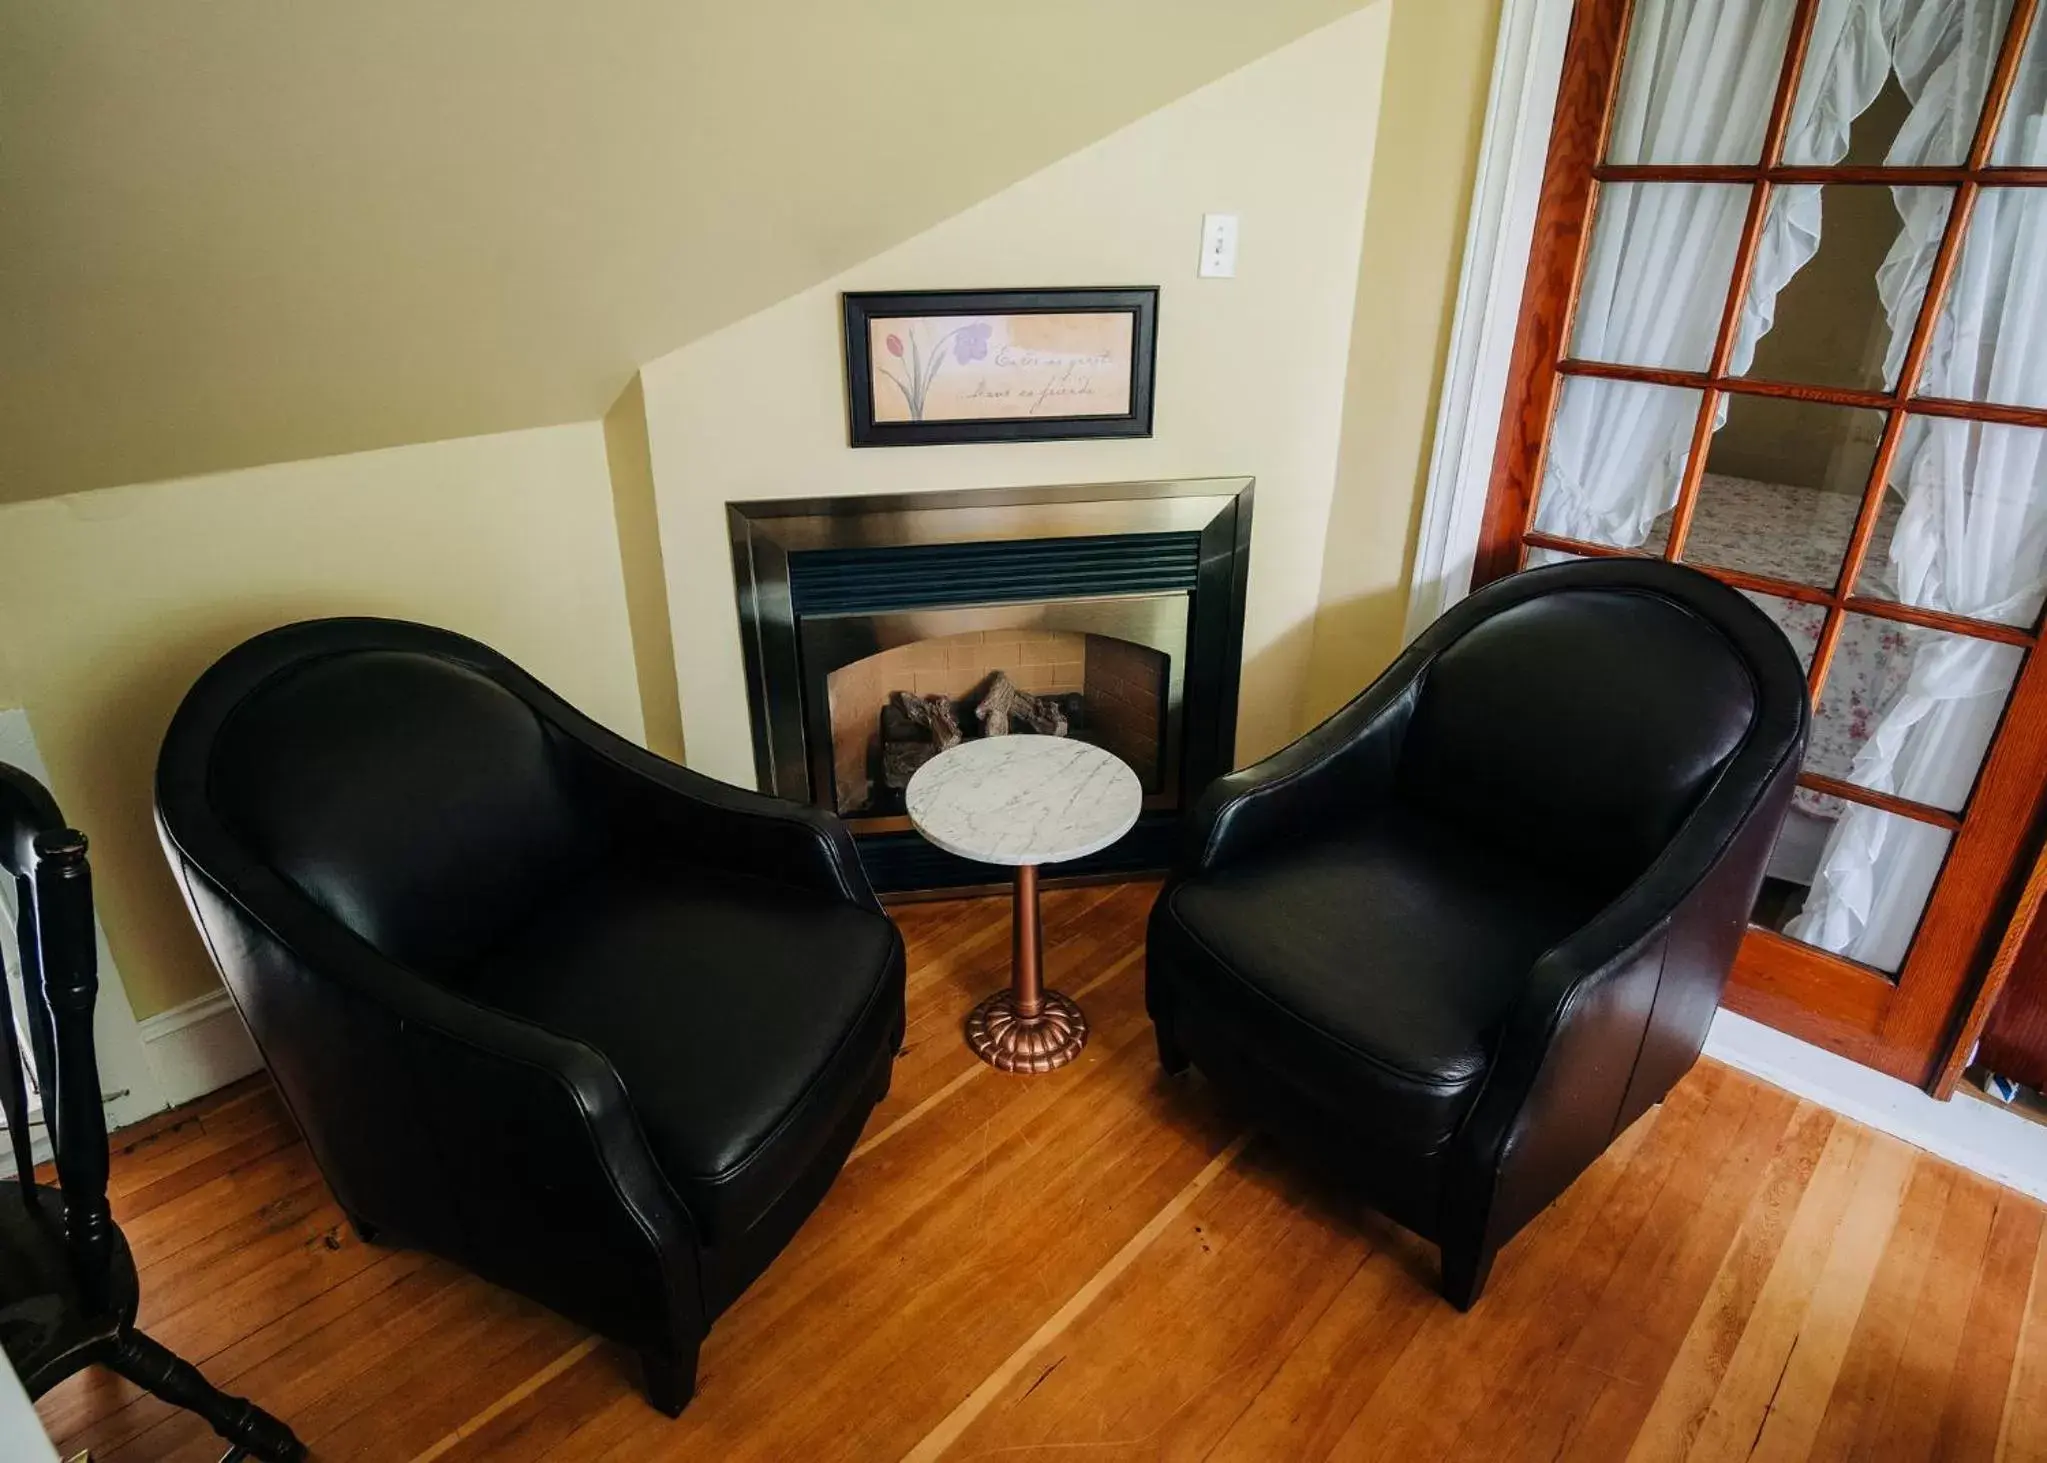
[
  {"x1": 476, "y1": 857, "x2": 902, "y2": 1245},
  {"x1": 1154, "y1": 807, "x2": 1608, "y2": 1158}
]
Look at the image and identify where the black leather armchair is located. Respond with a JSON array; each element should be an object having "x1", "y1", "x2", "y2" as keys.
[
  {"x1": 1147, "y1": 560, "x2": 1808, "y2": 1308},
  {"x1": 155, "y1": 619, "x2": 905, "y2": 1414}
]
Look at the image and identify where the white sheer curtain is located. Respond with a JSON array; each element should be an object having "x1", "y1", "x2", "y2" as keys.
[
  {"x1": 1788, "y1": 0, "x2": 2047, "y2": 966},
  {"x1": 1539, "y1": 0, "x2": 1881, "y2": 547}
]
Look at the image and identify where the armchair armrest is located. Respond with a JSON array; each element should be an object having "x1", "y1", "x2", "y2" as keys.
[
  {"x1": 1443, "y1": 743, "x2": 1800, "y2": 1263},
  {"x1": 1181, "y1": 670, "x2": 1424, "y2": 875},
  {"x1": 521, "y1": 695, "x2": 878, "y2": 913},
  {"x1": 159, "y1": 844, "x2": 708, "y2": 1358},
  {"x1": 578, "y1": 737, "x2": 879, "y2": 913}
]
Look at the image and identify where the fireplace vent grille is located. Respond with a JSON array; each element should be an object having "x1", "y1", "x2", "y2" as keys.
[{"x1": 787, "y1": 531, "x2": 1201, "y2": 615}]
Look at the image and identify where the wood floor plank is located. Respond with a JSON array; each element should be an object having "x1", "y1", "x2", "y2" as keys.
[
  {"x1": 1805, "y1": 1158, "x2": 1957, "y2": 1460},
  {"x1": 1936, "y1": 1194, "x2": 2047, "y2": 1462},
  {"x1": 1475, "y1": 1081, "x2": 1814, "y2": 1462},
  {"x1": 1627, "y1": 1118, "x2": 1871, "y2": 1460},
  {"x1": 927, "y1": 1138, "x2": 1358, "y2": 1460},
  {"x1": 1327, "y1": 1065, "x2": 1747, "y2": 1463},
  {"x1": 104, "y1": 1081, "x2": 295, "y2": 1208},
  {"x1": 1867, "y1": 1168, "x2": 2004, "y2": 1461},
  {"x1": 31, "y1": 884, "x2": 2047, "y2": 1462},
  {"x1": 522, "y1": 961, "x2": 1242, "y2": 1461},
  {"x1": 1997, "y1": 1226, "x2": 2047, "y2": 1463},
  {"x1": 1741, "y1": 1135, "x2": 1918, "y2": 1462},
  {"x1": 1201, "y1": 1203, "x2": 1449, "y2": 1461},
  {"x1": 101, "y1": 1261, "x2": 502, "y2": 1463},
  {"x1": 1682, "y1": 1127, "x2": 1912, "y2": 1461}
]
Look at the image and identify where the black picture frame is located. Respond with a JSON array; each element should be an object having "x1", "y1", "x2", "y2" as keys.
[{"x1": 841, "y1": 287, "x2": 1159, "y2": 448}]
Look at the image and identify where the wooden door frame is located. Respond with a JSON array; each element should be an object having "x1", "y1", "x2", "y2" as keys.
[{"x1": 1415, "y1": 0, "x2": 2047, "y2": 1092}]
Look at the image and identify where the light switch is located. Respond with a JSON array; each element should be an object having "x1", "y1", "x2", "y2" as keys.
[{"x1": 1199, "y1": 213, "x2": 1239, "y2": 278}]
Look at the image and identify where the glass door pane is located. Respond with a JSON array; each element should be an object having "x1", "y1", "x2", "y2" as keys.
[
  {"x1": 1734, "y1": 187, "x2": 1952, "y2": 394},
  {"x1": 1807, "y1": 617, "x2": 2024, "y2": 811},
  {"x1": 1570, "y1": 184, "x2": 1751, "y2": 372},
  {"x1": 1740, "y1": 590, "x2": 1824, "y2": 668},
  {"x1": 1992, "y1": 10, "x2": 2047, "y2": 165},
  {"x1": 1751, "y1": 805, "x2": 1953, "y2": 974},
  {"x1": 1669, "y1": 396, "x2": 1886, "y2": 587},
  {"x1": 1851, "y1": 419, "x2": 2047, "y2": 628},
  {"x1": 1607, "y1": 0, "x2": 1797, "y2": 164},
  {"x1": 1533, "y1": 377, "x2": 1704, "y2": 548},
  {"x1": 1914, "y1": 190, "x2": 2047, "y2": 411},
  {"x1": 1786, "y1": 0, "x2": 2015, "y2": 167}
]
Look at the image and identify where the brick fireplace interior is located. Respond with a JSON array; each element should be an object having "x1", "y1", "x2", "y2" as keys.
[{"x1": 826, "y1": 628, "x2": 1169, "y2": 817}]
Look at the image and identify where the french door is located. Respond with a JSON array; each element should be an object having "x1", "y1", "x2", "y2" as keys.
[{"x1": 1480, "y1": 0, "x2": 2047, "y2": 1087}]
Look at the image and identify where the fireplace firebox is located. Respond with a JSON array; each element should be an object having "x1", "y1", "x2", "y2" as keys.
[{"x1": 728, "y1": 478, "x2": 1252, "y2": 893}]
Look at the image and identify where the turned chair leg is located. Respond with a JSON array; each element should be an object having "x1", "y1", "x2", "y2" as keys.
[
  {"x1": 641, "y1": 1340, "x2": 702, "y2": 1418},
  {"x1": 102, "y1": 1328, "x2": 306, "y2": 1461}
]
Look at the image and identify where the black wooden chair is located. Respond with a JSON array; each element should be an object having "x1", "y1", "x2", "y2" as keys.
[{"x1": 0, "y1": 761, "x2": 304, "y2": 1461}]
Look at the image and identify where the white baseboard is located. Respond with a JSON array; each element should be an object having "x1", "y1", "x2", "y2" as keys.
[
  {"x1": 1704, "y1": 1008, "x2": 2047, "y2": 1202},
  {"x1": 137, "y1": 988, "x2": 265, "y2": 1111},
  {"x1": 0, "y1": 991, "x2": 261, "y2": 1177}
]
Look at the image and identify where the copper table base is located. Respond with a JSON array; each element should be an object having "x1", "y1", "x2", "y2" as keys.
[
  {"x1": 966, "y1": 989, "x2": 1089, "y2": 1074},
  {"x1": 966, "y1": 862, "x2": 1089, "y2": 1074}
]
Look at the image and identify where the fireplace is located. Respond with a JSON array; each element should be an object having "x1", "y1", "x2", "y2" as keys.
[{"x1": 728, "y1": 478, "x2": 1252, "y2": 893}]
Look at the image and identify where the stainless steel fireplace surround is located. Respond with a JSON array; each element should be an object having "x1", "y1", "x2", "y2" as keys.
[{"x1": 727, "y1": 478, "x2": 1252, "y2": 891}]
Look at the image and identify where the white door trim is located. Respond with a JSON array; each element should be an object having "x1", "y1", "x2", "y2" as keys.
[{"x1": 1401, "y1": 0, "x2": 1577, "y2": 642}]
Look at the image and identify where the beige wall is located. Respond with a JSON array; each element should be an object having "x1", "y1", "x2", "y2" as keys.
[
  {"x1": 0, "y1": 422, "x2": 644, "y2": 1016},
  {"x1": 0, "y1": 0, "x2": 1507, "y2": 1026},
  {"x1": 3, "y1": 0, "x2": 1370, "y2": 503},
  {"x1": 642, "y1": 6, "x2": 1393, "y2": 785},
  {"x1": 1304, "y1": 0, "x2": 1505, "y2": 722}
]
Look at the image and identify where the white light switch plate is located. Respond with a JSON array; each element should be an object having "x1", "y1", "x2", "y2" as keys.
[{"x1": 1199, "y1": 213, "x2": 1239, "y2": 278}]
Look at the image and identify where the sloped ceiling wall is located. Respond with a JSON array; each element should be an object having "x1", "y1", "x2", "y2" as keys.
[{"x1": 0, "y1": 0, "x2": 1369, "y2": 503}]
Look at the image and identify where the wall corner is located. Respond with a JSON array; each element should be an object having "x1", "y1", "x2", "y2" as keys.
[{"x1": 603, "y1": 374, "x2": 688, "y2": 762}]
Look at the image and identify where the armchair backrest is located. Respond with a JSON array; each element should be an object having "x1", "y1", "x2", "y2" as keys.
[
  {"x1": 1397, "y1": 581, "x2": 1770, "y2": 893},
  {"x1": 198, "y1": 643, "x2": 598, "y2": 979}
]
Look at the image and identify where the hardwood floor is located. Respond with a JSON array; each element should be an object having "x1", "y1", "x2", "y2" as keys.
[{"x1": 37, "y1": 880, "x2": 2047, "y2": 1461}]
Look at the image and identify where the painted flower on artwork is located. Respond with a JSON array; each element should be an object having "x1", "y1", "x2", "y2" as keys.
[
  {"x1": 953, "y1": 321, "x2": 991, "y2": 365},
  {"x1": 877, "y1": 318, "x2": 993, "y2": 421}
]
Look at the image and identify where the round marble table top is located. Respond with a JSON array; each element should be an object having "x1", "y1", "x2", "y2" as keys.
[{"x1": 905, "y1": 735, "x2": 1143, "y2": 868}]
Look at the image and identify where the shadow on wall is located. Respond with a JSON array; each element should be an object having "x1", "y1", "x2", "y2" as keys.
[
  {"x1": 1298, "y1": 586, "x2": 1415, "y2": 730},
  {"x1": 1230, "y1": 611, "x2": 1323, "y2": 769}
]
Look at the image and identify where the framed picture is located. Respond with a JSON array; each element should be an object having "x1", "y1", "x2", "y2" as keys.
[{"x1": 841, "y1": 287, "x2": 1158, "y2": 447}]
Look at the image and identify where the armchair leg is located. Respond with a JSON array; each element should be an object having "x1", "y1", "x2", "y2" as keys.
[
  {"x1": 641, "y1": 1340, "x2": 702, "y2": 1417},
  {"x1": 1440, "y1": 1239, "x2": 1496, "y2": 1312},
  {"x1": 1153, "y1": 1017, "x2": 1191, "y2": 1076}
]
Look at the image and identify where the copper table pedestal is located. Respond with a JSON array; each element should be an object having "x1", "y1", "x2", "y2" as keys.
[{"x1": 965, "y1": 863, "x2": 1088, "y2": 1074}]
